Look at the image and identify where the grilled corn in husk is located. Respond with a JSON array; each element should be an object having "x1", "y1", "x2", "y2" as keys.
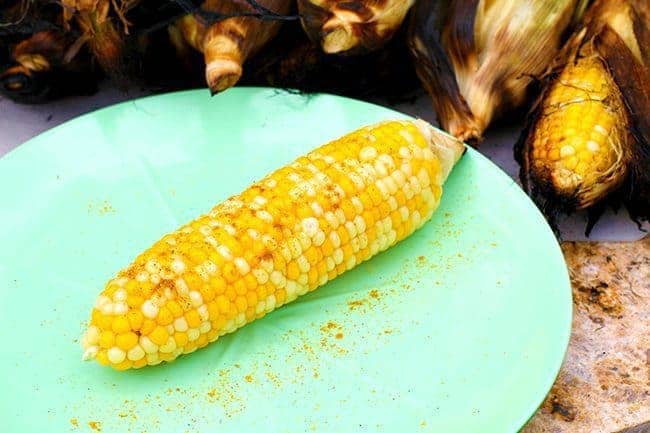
[
  {"x1": 0, "y1": 1, "x2": 98, "y2": 102},
  {"x1": 408, "y1": 0, "x2": 588, "y2": 142},
  {"x1": 516, "y1": 0, "x2": 650, "y2": 231},
  {"x1": 170, "y1": 0, "x2": 291, "y2": 94},
  {"x1": 298, "y1": 0, "x2": 415, "y2": 55}
]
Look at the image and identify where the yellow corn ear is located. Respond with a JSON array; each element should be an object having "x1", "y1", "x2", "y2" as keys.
[{"x1": 81, "y1": 120, "x2": 464, "y2": 370}]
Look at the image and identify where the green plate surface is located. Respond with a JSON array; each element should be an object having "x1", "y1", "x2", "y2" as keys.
[{"x1": 0, "y1": 88, "x2": 570, "y2": 433}]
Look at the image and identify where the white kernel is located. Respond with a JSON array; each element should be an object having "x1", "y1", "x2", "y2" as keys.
[
  {"x1": 199, "y1": 321, "x2": 211, "y2": 333},
  {"x1": 146, "y1": 353, "x2": 160, "y2": 365},
  {"x1": 174, "y1": 317, "x2": 188, "y2": 332},
  {"x1": 375, "y1": 179, "x2": 389, "y2": 198},
  {"x1": 410, "y1": 176, "x2": 422, "y2": 193},
  {"x1": 417, "y1": 168, "x2": 430, "y2": 187},
  {"x1": 333, "y1": 248, "x2": 344, "y2": 265},
  {"x1": 252, "y1": 268, "x2": 269, "y2": 284},
  {"x1": 288, "y1": 238, "x2": 302, "y2": 259},
  {"x1": 280, "y1": 245, "x2": 292, "y2": 262},
  {"x1": 423, "y1": 147, "x2": 435, "y2": 160},
  {"x1": 350, "y1": 237, "x2": 360, "y2": 253},
  {"x1": 349, "y1": 173, "x2": 365, "y2": 190},
  {"x1": 127, "y1": 345, "x2": 145, "y2": 361},
  {"x1": 387, "y1": 196, "x2": 398, "y2": 211},
  {"x1": 197, "y1": 305, "x2": 209, "y2": 321},
  {"x1": 297, "y1": 232, "x2": 312, "y2": 250},
  {"x1": 170, "y1": 258, "x2": 185, "y2": 275},
  {"x1": 247, "y1": 229, "x2": 260, "y2": 239},
  {"x1": 199, "y1": 225, "x2": 212, "y2": 236},
  {"x1": 311, "y1": 202, "x2": 324, "y2": 217},
  {"x1": 353, "y1": 215, "x2": 366, "y2": 233},
  {"x1": 224, "y1": 320, "x2": 236, "y2": 333},
  {"x1": 318, "y1": 274, "x2": 329, "y2": 285},
  {"x1": 265, "y1": 178, "x2": 277, "y2": 188},
  {"x1": 345, "y1": 256, "x2": 356, "y2": 270},
  {"x1": 135, "y1": 271, "x2": 149, "y2": 282},
  {"x1": 107, "y1": 347, "x2": 126, "y2": 364},
  {"x1": 313, "y1": 230, "x2": 326, "y2": 246},
  {"x1": 403, "y1": 183, "x2": 414, "y2": 199},
  {"x1": 175, "y1": 278, "x2": 189, "y2": 296},
  {"x1": 83, "y1": 326, "x2": 100, "y2": 347},
  {"x1": 235, "y1": 312, "x2": 246, "y2": 325},
  {"x1": 297, "y1": 256, "x2": 310, "y2": 273},
  {"x1": 377, "y1": 154, "x2": 395, "y2": 170},
  {"x1": 270, "y1": 271, "x2": 286, "y2": 288},
  {"x1": 256, "y1": 210, "x2": 274, "y2": 223},
  {"x1": 560, "y1": 145, "x2": 575, "y2": 157},
  {"x1": 387, "y1": 230, "x2": 397, "y2": 245},
  {"x1": 384, "y1": 176, "x2": 398, "y2": 194},
  {"x1": 297, "y1": 274, "x2": 309, "y2": 286},
  {"x1": 204, "y1": 260, "x2": 218, "y2": 275},
  {"x1": 166, "y1": 325, "x2": 175, "y2": 334},
  {"x1": 234, "y1": 257, "x2": 250, "y2": 275},
  {"x1": 323, "y1": 155, "x2": 336, "y2": 165},
  {"x1": 401, "y1": 163, "x2": 412, "y2": 176},
  {"x1": 99, "y1": 302, "x2": 113, "y2": 315},
  {"x1": 113, "y1": 289, "x2": 127, "y2": 302},
  {"x1": 150, "y1": 274, "x2": 161, "y2": 285},
  {"x1": 159, "y1": 337, "x2": 176, "y2": 354},
  {"x1": 586, "y1": 141, "x2": 600, "y2": 152},
  {"x1": 351, "y1": 196, "x2": 363, "y2": 213},
  {"x1": 335, "y1": 209, "x2": 346, "y2": 224},
  {"x1": 223, "y1": 224, "x2": 237, "y2": 236},
  {"x1": 254, "y1": 195, "x2": 267, "y2": 206},
  {"x1": 375, "y1": 220, "x2": 384, "y2": 234},
  {"x1": 260, "y1": 257, "x2": 274, "y2": 273},
  {"x1": 255, "y1": 300, "x2": 266, "y2": 314},
  {"x1": 173, "y1": 348, "x2": 184, "y2": 357},
  {"x1": 187, "y1": 328, "x2": 200, "y2": 341},
  {"x1": 370, "y1": 239, "x2": 380, "y2": 255},
  {"x1": 261, "y1": 234, "x2": 278, "y2": 251},
  {"x1": 286, "y1": 281, "x2": 298, "y2": 300},
  {"x1": 412, "y1": 210, "x2": 422, "y2": 227},
  {"x1": 329, "y1": 231, "x2": 341, "y2": 248},
  {"x1": 217, "y1": 245, "x2": 233, "y2": 261},
  {"x1": 145, "y1": 260, "x2": 162, "y2": 275},
  {"x1": 358, "y1": 233, "x2": 368, "y2": 249},
  {"x1": 382, "y1": 216, "x2": 392, "y2": 232},
  {"x1": 360, "y1": 146, "x2": 378, "y2": 161},
  {"x1": 412, "y1": 145, "x2": 423, "y2": 160},
  {"x1": 113, "y1": 302, "x2": 128, "y2": 315},
  {"x1": 302, "y1": 217, "x2": 319, "y2": 237},
  {"x1": 345, "y1": 221, "x2": 357, "y2": 238},
  {"x1": 374, "y1": 160, "x2": 388, "y2": 177},
  {"x1": 95, "y1": 295, "x2": 110, "y2": 309},
  {"x1": 140, "y1": 336, "x2": 158, "y2": 354},
  {"x1": 399, "y1": 206, "x2": 409, "y2": 221},
  {"x1": 324, "y1": 211, "x2": 339, "y2": 229},
  {"x1": 82, "y1": 346, "x2": 98, "y2": 361},
  {"x1": 141, "y1": 300, "x2": 158, "y2": 319},
  {"x1": 297, "y1": 283, "x2": 309, "y2": 296},
  {"x1": 288, "y1": 172, "x2": 302, "y2": 183},
  {"x1": 392, "y1": 170, "x2": 406, "y2": 187},
  {"x1": 326, "y1": 257, "x2": 336, "y2": 271},
  {"x1": 422, "y1": 188, "x2": 435, "y2": 206},
  {"x1": 398, "y1": 146, "x2": 412, "y2": 159}
]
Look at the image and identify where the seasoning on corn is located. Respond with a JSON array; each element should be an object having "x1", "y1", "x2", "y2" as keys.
[
  {"x1": 81, "y1": 120, "x2": 465, "y2": 370},
  {"x1": 516, "y1": 0, "x2": 650, "y2": 232},
  {"x1": 408, "y1": 0, "x2": 589, "y2": 142},
  {"x1": 298, "y1": 0, "x2": 415, "y2": 54}
]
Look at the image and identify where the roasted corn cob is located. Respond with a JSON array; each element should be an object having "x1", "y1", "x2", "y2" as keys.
[
  {"x1": 171, "y1": 0, "x2": 290, "y2": 94},
  {"x1": 81, "y1": 120, "x2": 464, "y2": 369},
  {"x1": 516, "y1": 0, "x2": 650, "y2": 230},
  {"x1": 408, "y1": 0, "x2": 588, "y2": 142},
  {"x1": 298, "y1": 0, "x2": 415, "y2": 54}
]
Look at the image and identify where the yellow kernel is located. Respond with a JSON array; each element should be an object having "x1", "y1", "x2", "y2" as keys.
[
  {"x1": 95, "y1": 312, "x2": 112, "y2": 330},
  {"x1": 207, "y1": 301, "x2": 220, "y2": 319},
  {"x1": 287, "y1": 261, "x2": 300, "y2": 280},
  {"x1": 216, "y1": 295, "x2": 230, "y2": 314},
  {"x1": 140, "y1": 319, "x2": 156, "y2": 335},
  {"x1": 96, "y1": 350, "x2": 110, "y2": 366},
  {"x1": 126, "y1": 295, "x2": 143, "y2": 308},
  {"x1": 133, "y1": 358, "x2": 148, "y2": 369},
  {"x1": 167, "y1": 300, "x2": 183, "y2": 317},
  {"x1": 233, "y1": 279, "x2": 247, "y2": 296},
  {"x1": 243, "y1": 274, "x2": 257, "y2": 291},
  {"x1": 225, "y1": 286, "x2": 237, "y2": 301},
  {"x1": 222, "y1": 262, "x2": 238, "y2": 283},
  {"x1": 200, "y1": 285, "x2": 216, "y2": 302},
  {"x1": 115, "y1": 332, "x2": 138, "y2": 350},
  {"x1": 127, "y1": 310, "x2": 143, "y2": 331},
  {"x1": 235, "y1": 296, "x2": 247, "y2": 312},
  {"x1": 210, "y1": 277, "x2": 227, "y2": 294},
  {"x1": 149, "y1": 326, "x2": 169, "y2": 346},
  {"x1": 98, "y1": 331, "x2": 115, "y2": 349},
  {"x1": 174, "y1": 332, "x2": 188, "y2": 347},
  {"x1": 110, "y1": 315, "x2": 130, "y2": 334},
  {"x1": 157, "y1": 307, "x2": 174, "y2": 325},
  {"x1": 185, "y1": 310, "x2": 202, "y2": 328}
]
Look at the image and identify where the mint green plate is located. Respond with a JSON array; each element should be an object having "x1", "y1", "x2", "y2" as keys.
[{"x1": 0, "y1": 88, "x2": 570, "y2": 433}]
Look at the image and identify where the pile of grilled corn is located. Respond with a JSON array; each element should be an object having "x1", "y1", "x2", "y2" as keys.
[{"x1": 1, "y1": 0, "x2": 647, "y2": 229}]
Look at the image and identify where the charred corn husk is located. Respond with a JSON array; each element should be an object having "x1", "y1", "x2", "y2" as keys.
[
  {"x1": 60, "y1": 0, "x2": 139, "y2": 78},
  {"x1": 516, "y1": 0, "x2": 650, "y2": 230},
  {"x1": 298, "y1": 0, "x2": 415, "y2": 54},
  {"x1": 171, "y1": 0, "x2": 290, "y2": 94},
  {"x1": 80, "y1": 120, "x2": 464, "y2": 370},
  {"x1": 408, "y1": 0, "x2": 588, "y2": 142}
]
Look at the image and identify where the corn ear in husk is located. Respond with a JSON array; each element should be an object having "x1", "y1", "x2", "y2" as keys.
[
  {"x1": 408, "y1": 0, "x2": 588, "y2": 142},
  {"x1": 170, "y1": 0, "x2": 290, "y2": 94},
  {"x1": 298, "y1": 0, "x2": 415, "y2": 55},
  {"x1": 515, "y1": 0, "x2": 650, "y2": 232}
]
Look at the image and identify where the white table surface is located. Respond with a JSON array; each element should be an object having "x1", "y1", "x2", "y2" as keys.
[{"x1": 1, "y1": 84, "x2": 647, "y2": 242}]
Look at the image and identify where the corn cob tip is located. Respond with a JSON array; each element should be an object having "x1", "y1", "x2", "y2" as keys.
[
  {"x1": 206, "y1": 59, "x2": 243, "y2": 94},
  {"x1": 414, "y1": 119, "x2": 465, "y2": 183},
  {"x1": 322, "y1": 26, "x2": 357, "y2": 54}
]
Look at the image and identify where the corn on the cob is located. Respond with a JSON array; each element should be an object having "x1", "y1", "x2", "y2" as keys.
[
  {"x1": 80, "y1": 120, "x2": 464, "y2": 370},
  {"x1": 516, "y1": 0, "x2": 650, "y2": 230},
  {"x1": 298, "y1": 0, "x2": 415, "y2": 54},
  {"x1": 408, "y1": 0, "x2": 588, "y2": 142},
  {"x1": 172, "y1": 0, "x2": 290, "y2": 94}
]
